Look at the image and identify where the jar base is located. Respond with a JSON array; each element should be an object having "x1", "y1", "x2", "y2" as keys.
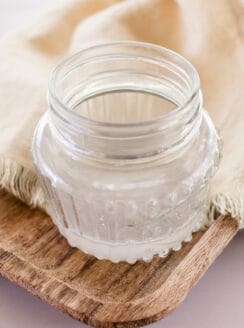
[{"x1": 56, "y1": 219, "x2": 204, "y2": 264}]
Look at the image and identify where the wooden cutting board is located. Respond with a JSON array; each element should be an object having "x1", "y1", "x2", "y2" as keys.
[{"x1": 0, "y1": 189, "x2": 238, "y2": 327}]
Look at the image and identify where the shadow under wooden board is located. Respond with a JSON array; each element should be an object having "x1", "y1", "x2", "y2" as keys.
[{"x1": 0, "y1": 189, "x2": 238, "y2": 328}]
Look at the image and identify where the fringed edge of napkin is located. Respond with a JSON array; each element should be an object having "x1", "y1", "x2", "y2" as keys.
[
  {"x1": 0, "y1": 158, "x2": 45, "y2": 209},
  {"x1": 207, "y1": 193, "x2": 244, "y2": 229},
  {"x1": 0, "y1": 157, "x2": 243, "y2": 230}
]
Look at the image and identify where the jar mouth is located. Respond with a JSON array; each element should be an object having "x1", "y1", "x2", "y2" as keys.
[{"x1": 48, "y1": 41, "x2": 200, "y2": 129}]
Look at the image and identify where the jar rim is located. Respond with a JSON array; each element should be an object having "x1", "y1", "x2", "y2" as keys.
[{"x1": 48, "y1": 41, "x2": 200, "y2": 128}]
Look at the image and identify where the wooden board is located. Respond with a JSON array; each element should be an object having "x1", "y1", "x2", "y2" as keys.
[{"x1": 0, "y1": 189, "x2": 238, "y2": 328}]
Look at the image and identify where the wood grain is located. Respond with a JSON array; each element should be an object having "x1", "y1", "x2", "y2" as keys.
[{"x1": 0, "y1": 189, "x2": 238, "y2": 327}]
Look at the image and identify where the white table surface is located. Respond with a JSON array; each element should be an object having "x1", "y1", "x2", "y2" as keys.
[{"x1": 0, "y1": 1, "x2": 244, "y2": 327}]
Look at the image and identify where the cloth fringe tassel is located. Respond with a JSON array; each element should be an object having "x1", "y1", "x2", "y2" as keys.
[{"x1": 0, "y1": 158, "x2": 45, "y2": 209}]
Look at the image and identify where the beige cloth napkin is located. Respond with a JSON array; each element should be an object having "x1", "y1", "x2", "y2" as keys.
[{"x1": 0, "y1": 0, "x2": 243, "y2": 225}]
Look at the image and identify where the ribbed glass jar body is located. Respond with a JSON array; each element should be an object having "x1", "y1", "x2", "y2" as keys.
[{"x1": 32, "y1": 42, "x2": 220, "y2": 263}]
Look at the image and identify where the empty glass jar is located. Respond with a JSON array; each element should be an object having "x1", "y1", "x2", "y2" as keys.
[{"x1": 32, "y1": 42, "x2": 220, "y2": 263}]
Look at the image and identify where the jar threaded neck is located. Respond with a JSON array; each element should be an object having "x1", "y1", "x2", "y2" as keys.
[{"x1": 48, "y1": 42, "x2": 202, "y2": 162}]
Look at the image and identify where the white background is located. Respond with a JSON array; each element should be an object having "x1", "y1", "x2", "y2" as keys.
[{"x1": 0, "y1": 1, "x2": 244, "y2": 327}]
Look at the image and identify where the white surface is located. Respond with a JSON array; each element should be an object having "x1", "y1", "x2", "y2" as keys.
[{"x1": 0, "y1": 2, "x2": 244, "y2": 327}]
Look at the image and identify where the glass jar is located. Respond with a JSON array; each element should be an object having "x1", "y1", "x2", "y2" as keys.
[{"x1": 32, "y1": 42, "x2": 220, "y2": 263}]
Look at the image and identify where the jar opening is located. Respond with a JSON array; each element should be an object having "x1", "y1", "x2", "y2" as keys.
[
  {"x1": 48, "y1": 42, "x2": 202, "y2": 161},
  {"x1": 73, "y1": 90, "x2": 177, "y2": 124},
  {"x1": 49, "y1": 41, "x2": 200, "y2": 128}
]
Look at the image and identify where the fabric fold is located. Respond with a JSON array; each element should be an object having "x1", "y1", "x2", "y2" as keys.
[{"x1": 0, "y1": 0, "x2": 243, "y2": 225}]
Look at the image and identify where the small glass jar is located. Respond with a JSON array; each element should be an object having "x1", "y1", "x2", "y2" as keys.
[{"x1": 32, "y1": 42, "x2": 220, "y2": 263}]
